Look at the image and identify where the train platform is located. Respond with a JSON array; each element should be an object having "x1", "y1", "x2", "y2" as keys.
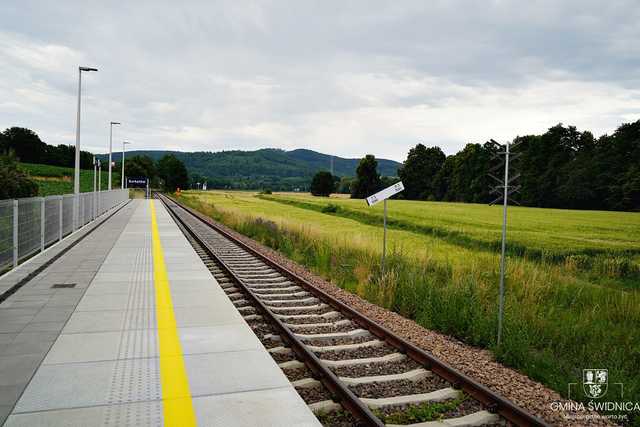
[{"x1": 0, "y1": 199, "x2": 319, "y2": 427}]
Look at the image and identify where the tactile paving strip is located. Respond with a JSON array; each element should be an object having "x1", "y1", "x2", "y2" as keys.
[
  {"x1": 102, "y1": 400, "x2": 163, "y2": 427},
  {"x1": 104, "y1": 229, "x2": 161, "y2": 425}
]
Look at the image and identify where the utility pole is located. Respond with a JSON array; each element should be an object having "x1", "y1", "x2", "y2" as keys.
[{"x1": 487, "y1": 139, "x2": 520, "y2": 347}]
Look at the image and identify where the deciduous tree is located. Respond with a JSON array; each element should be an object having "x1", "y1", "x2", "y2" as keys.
[
  {"x1": 351, "y1": 155, "x2": 382, "y2": 199},
  {"x1": 398, "y1": 144, "x2": 445, "y2": 200},
  {"x1": 310, "y1": 171, "x2": 334, "y2": 196}
]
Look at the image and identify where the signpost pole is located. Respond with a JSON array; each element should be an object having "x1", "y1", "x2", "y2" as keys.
[
  {"x1": 382, "y1": 199, "x2": 387, "y2": 276},
  {"x1": 366, "y1": 182, "x2": 404, "y2": 278}
]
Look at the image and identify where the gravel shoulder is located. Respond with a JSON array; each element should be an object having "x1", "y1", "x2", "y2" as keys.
[{"x1": 209, "y1": 216, "x2": 613, "y2": 427}]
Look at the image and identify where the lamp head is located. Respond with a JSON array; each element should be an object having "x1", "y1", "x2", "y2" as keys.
[{"x1": 79, "y1": 66, "x2": 98, "y2": 72}]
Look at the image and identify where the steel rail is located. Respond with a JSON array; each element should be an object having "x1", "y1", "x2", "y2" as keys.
[
  {"x1": 159, "y1": 195, "x2": 384, "y2": 427},
  {"x1": 161, "y1": 194, "x2": 549, "y2": 427}
]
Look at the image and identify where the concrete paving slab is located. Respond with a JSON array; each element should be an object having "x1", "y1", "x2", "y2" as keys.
[
  {"x1": 173, "y1": 306, "x2": 245, "y2": 327},
  {"x1": 20, "y1": 322, "x2": 66, "y2": 333},
  {"x1": 43, "y1": 331, "x2": 123, "y2": 364},
  {"x1": 0, "y1": 354, "x2": 42, "y2": 387},
  {"x1": 76, "y1": 293, "x2": 141, "y2": 311},
  {"x1": 63, "y1": 310, "x2": 127, "y2": 333},
  {"x1": 13, "y1": 358, "x2": 161, "y2": 413},
  {"x1": 193, "y1": 387, "x2": 320, "y2": 427},
  {"x1": 184, "y1": 350, "x2": 290, "y2": 397},
  {"x1": 178, "y1": 324, "x2": 263, "y2": 355},
  {"x1": 0, "y1": 340, "x2": 52, "y2": 357},
  {"x1": 4, "y1": 400, "x2": 163, "y2": 427}
]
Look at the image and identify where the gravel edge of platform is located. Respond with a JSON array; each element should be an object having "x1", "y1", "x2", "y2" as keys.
[{"x1": 208, "y1": 216, "x2": 612, "y2": 427}]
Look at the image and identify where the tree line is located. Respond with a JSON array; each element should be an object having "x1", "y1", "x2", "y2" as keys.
[
  {"x1": 0, "y1": 127, "x2": 95, "y2": 169},
  {"x1": 312, "y1": 120, "x2": 639, "y2": 211},
  {"x1": 123, "y1": 154, "x2": 189, "y2": 192},
  {"x1": 0, "y1": 127, "x2": 189, "y2": 197}
]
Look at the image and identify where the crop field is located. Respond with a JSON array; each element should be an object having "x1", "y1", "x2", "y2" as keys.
[
  {"x1": 18, "y1": 163, "x2": 121, "y2": 196},
  {"x1": 179, "y1": 189, "x2": 640, "y2": 412}
]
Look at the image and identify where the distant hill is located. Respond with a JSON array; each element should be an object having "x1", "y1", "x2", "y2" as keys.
[{"x1": 100, "y1": 148, "x2": 400, "y2": 190}]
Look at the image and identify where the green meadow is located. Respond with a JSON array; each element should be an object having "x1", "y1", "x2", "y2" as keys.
[{"x1": 179, "y1": 190, "x2": 640, "y2": 419}]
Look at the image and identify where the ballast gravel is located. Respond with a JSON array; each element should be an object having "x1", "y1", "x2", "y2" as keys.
[
  {"x1": 317, "y1": 344, "x2": 394, "y2": 361},
  {"x1": 332, "y1": 359, "x2": 421, "y2": 378},
  {"x1": 350, "y1": 376, "x2": 450, "y2": 399},
  {"x1": 296, "y1": 385, "x2": 333, "y2": 404}
]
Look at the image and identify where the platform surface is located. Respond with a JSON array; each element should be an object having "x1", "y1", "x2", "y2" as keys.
[{"x1": 0, "y1": 199, "x2": 319, "y2": 427}]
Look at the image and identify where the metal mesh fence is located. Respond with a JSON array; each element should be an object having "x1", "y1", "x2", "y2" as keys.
[
  {"x1": 0, "y1": 189, "x2": 128, "y2": 274},
  {"x1": 62, "y1": 195, "x2": 74, "y2": 237},
  {"x1": 17, "y1": 198, "x2": 42, "y2": 260},
  {"x1": 44, "y1": 196, "x2": 61, "y2": 247},
  {"x1": 0, "y1": 200, "x2": 14, "y2": 272}
]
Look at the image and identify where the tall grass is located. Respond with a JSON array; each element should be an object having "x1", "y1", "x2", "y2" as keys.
[
  {"x1": 260, "y1": 194, "x2": 640, "y2": 280},
  {"x1": 180, "y1": 193, "x2": 640, "y2": 421}
]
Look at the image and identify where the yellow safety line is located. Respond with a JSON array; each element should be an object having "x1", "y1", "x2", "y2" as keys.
[{"x1": 150, "y1": 200, "x2": 197, "y2": 426}]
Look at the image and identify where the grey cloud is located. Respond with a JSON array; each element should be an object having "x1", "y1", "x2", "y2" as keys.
[{"x1": 0, "y1": 0, "x2": 639, "y2": 161}]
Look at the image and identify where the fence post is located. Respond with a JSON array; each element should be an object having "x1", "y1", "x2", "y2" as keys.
[
  {"x1": 40, "y1": 197, "x2": 45, "y2": 252},
  {"x1": 12, "y1": 200, "x2": 18, "y2": 268},
  {"x1": 59, "y1": 196, "x2": 63, "y2": 241}
]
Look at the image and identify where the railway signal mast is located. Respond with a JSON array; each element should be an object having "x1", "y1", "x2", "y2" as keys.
[{"x1": 487, "y1": 139, "x2": 521, "y2": 347}]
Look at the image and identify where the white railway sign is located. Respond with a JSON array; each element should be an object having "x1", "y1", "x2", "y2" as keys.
[
  {"x1": 365, "y1": 181, "x2": 404, "y2": 275},
  {"x1": 366, "y1": 181, "x2": 404, "y2": 206}
]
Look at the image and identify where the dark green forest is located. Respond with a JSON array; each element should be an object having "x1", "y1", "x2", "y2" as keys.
[
  {"x1": 397, "y1": 120, "x2": 640, "y2": 211},
  {"x1": 98, "y1": 148, "x2": 401, "y2": 191}
]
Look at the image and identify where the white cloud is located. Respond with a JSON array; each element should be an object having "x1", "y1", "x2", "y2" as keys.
[{"x1": 0, "y1": 1, "x2": 639, "y2": 162}]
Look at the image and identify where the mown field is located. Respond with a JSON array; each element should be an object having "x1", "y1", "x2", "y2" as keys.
[
  {"x1": 179, "y1": 190, "x2": 640, "y2": 419},
  {"x1": 18, "y1": 163, "x2": 121, "y2": 196}
]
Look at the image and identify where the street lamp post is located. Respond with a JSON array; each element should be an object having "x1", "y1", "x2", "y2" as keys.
[
  {"x1": 121, "y1": 141, "x2": 131, "y2": 189},
  {"x1": 93, "y1": 156, "x2": 97, "y2": 220},
  {"x1": 98, "y1": 159, "x2": 102, "y2": 215},
  {"x1": 108, "y1": 122, "x2": 121, "y2": 190},
  {"x1": 74, "y1": 66, "x2": 98, "y2": 231}
]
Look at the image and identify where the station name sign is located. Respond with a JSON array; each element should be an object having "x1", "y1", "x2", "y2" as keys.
[
  {"x1": 366, "y1": 181, "x2": 404, "y2": 206},
  {"x1": 127, "y1": 177, "x2": 148, "y2": 188}
]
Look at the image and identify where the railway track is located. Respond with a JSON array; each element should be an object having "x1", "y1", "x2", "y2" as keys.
[{"x1": 159, "y1": 194, "x2": 548, "y2": 427}]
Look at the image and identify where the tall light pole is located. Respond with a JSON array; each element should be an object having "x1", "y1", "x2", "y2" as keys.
[
  {"x1": 121, "y1": 141, "x2": 131, "y2": 189},
  {"x1": 108, "y1": 121, "x2": 121, "y2": 190},
  {"x1": 74, "y1": 66, "x2": 98, "y2": 231},
  {"x1": 93, "y1": 156, "x2": 97, "y2": 220},
  {"x1": 98, "y1": 159, "x2": 102, "y2": 215}
]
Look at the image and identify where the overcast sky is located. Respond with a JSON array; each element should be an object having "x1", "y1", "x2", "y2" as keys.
[{"x1": 1, "y1": 1, "x2": 639, "y2": 161}]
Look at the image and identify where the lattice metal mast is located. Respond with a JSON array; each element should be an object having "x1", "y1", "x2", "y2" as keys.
[{"x1": 487, "y1": 139, "x2": 521, "y2": 347}]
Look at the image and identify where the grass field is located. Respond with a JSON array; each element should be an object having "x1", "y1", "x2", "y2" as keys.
[
  {"x1": 179, "y1": 190, "x2": 640, "y2": 419},
  {"x1": 18, "y1": 163, "x2": 122, "y2": 196},
  {"x1": 261, "y1": 193, "x2": 640, "y2": 281}
]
